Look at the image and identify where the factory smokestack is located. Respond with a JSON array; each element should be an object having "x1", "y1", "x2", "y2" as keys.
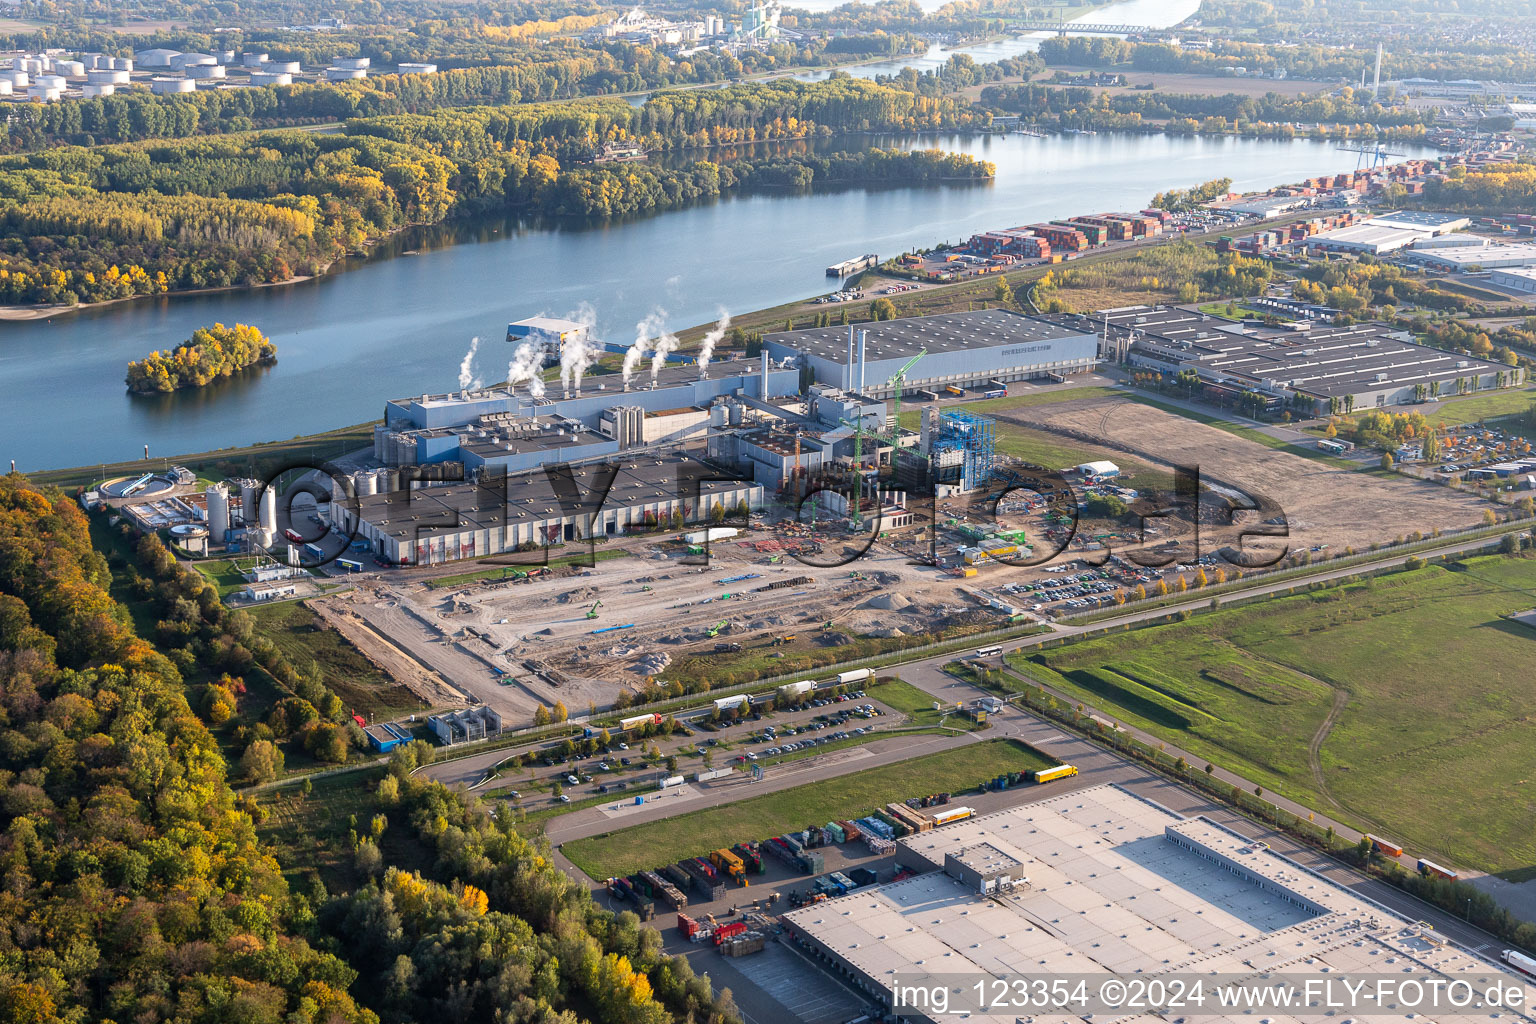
[
  {"x1": 857, "y1": 329, "x2": 868, "y2": 394},
  {"x1": 759, "y1": 349, "x2": 769, "y2": 399},
  {"x1": 847, "y1": 325, "x2": 855, "y2": 390}
]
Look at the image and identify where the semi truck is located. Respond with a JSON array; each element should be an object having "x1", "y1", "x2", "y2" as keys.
[
  {"x1": 836, "y1": 668, "x2": 872, "y2": 686},
  {"x1": 1032, "y1": 764, "x2": 1079, "y2": 784}
]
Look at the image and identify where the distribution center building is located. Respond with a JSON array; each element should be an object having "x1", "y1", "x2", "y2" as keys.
[
  {"x1": 782, "y1": 785, "x2": 1534, "y2": 1024},
  {"x1": 764, "y1": 310, "x2": 1099, "y2": 398}
]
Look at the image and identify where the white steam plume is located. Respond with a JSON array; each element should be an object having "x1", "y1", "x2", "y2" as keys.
[
  {"x1": 458, "y1": 336, "x2": 481, "y2": 390},
  {"x1": 624, "y1": 309, "x2": 665, "y2": 389},
  {"x1": 559, "y1": 301, "x2": 602, "y2": 394},
  {"x1": 649, "y1": 323, "x2": 680, "y2": 385},
  {"x1": 506, "y1": 341, "x2": 546, "y2": 399},
  {"x1": 696, "y1": 308, "x2": 731, "y2": 378}
]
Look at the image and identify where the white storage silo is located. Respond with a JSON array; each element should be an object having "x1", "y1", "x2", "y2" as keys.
[
  {"x1": 240, "y1": 480, "x2": 260, "y2": 524},
  {"x1": 259, "y1": 487, "x2": 278, "y2": 533},
  {"x1": 205, "y1": 484, "x2": 230, "y2": 542},
  {"x1": 354, "y1": 470, "x2": 378, "y2": 496}
]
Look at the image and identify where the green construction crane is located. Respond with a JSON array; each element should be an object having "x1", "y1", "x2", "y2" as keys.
[
  {"x1": 886, "y1": 348, "x2": 927, "y2": 435},
  {"x1": 838, "y1": 415, "x2": 877, "y2": 530}
]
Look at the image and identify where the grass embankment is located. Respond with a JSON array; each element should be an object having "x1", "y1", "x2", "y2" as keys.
[
  {"x1": 246, "y1": 600, "x2": 422, "y2": 720},
  {"x1": 1009, "y1": 553, "x2": 1536, "y2": 875},
  {"x1": 29, "y1": 421, "x2": 377, "y2": 490},
  {"x1": 424, "y1": 547, "x2": 631, "y2": 589},
  {"x1": 560, "y1": 738, "x2": 1056, "y2": 879}
]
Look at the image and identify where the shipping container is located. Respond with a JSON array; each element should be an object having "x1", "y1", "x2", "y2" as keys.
[
  {"x1": 1416, "y1": 858, "x2": 1458, "y2": 882},
  {"x1": 1366, "y1": 834, "x2": 1404, "y2": 858},
  {"x1": 932, "y1": 805, "x2": 974, "y2": 826}
]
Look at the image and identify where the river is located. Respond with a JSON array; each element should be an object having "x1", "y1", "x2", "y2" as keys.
[{"x1": 1, "y1": 130, "x2": 1438, "y2": 472}]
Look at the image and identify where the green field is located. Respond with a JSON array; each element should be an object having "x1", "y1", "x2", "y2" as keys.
[
  {"x1": 246, "y1": 600, "x2": 422, "y2": 720},
  {"x1": 1419, "y1": 389, "x2": 1536, "y2": 428},
  {"x1": 560, "y1": 738, "x2": 1056, "y2": 879},
  {"x1": 1011, "y1": 554, "x2": 1536, "y2": 874}
]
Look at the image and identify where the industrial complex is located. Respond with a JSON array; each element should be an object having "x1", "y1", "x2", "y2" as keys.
[
  {"x1": 1091, "y1": 305, "x2": 1520, "y2": 412},
  {"x1": 783, "y1": 785, "x2": 1536, "y2": 1024}
]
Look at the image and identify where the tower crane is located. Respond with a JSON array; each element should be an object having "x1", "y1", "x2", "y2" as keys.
[
  {"x1": 885, "y1": 348, "x2": 927, "y2": 439},
  {"x1": 838, "y1": 415, "x2": 877, "y2": 530}
]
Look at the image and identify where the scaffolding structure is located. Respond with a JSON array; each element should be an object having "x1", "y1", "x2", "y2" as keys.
[{"x1": 934, "y1": 410, "x2": 996, "y2": 491}]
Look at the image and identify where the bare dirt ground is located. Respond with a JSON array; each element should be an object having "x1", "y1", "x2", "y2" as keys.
[
  {"x1": 338, "y1": 535, "x2": 994, "y2": 723},
  {"x1": 994, "y1": 393, "x2": 1492, "y2": 553}
]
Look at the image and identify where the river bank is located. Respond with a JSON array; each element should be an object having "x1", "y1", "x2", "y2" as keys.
[{"x1": 0, "y1": 132, "x2": 1435, "y2": 473}]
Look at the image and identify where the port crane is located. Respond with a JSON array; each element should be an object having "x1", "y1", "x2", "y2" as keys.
[{"x1": 1336, "y1": 136, "x2": 1403, "y2": 171}]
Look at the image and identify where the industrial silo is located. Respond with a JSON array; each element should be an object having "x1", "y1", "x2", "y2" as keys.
[
  {"x1": 354, "y1": 470, "x2": 379, "y2": 496},
  {"x1": 205, "y1": 484, "x2": 230, "y2": 542},
  {"x1": 259, "y1": 487, "x2": 278, "y2": 533}
]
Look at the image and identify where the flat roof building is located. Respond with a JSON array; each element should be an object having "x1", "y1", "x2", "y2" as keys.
[
  {"x1": 783, "y1": 785, "x2": 1535, "y2": 1024},
  {"x1": 333, "y1": 451, "x2": 762, "y2": 564},
  {"x1": 1489, "y1": 267, "x2": 1536, "y2": 294},
  {"x1": 1090, "y1": 305, "x2": 1519, "y2": 413},
  {"x1": 1412, "y1": 243, "x2": 1536, "y2": 271},
  {"x1": 765, "y1": 310, "x2": 1098, "y2": 397}
]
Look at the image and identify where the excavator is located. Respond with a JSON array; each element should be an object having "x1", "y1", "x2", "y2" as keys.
[
  {"x1": 707, "y1": 620, "x2": 730, "y2": 637},
  {"x1": 585, "y1": 600, "x2": 603, "y2": 620}
]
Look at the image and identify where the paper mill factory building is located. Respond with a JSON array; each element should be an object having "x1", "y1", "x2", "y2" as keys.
[
  {"x1": 764, "y1": 309, "x2": 1099, "y2": 397},
  {"x1": 333, "y1": 452, "x2": 763, "y2": 565}
]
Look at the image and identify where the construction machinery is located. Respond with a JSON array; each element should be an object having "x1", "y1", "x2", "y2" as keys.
[
  {"x1": 885, "y1": 348, "x2": 926, "y2": 438},
  {"x1": 838, "y1": 415, "x2": 878, "y2": 530},
  {"x1": 586, "y1": 600, "x2": 603, "y2": 619},
  {"x1": 707, "y1": 620, "x2": 729, "y2": 637}
]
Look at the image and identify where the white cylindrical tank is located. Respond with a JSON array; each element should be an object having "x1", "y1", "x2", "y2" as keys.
[
  {"x1": 241, "y1": 52, "x2": 269, "y2": 67},
  {"x1": 3, "y1": 70, "x2": 27, "y2": 87},
  {"x1": 54, "y1": 60, "x2": 84, "y2": 76},
  {"x1": 354, "y1": 470, "x2": 378, "y2": 496},
  {"x1": 265, "y1": 60, "x2": 300, "y2": 73},
  {"x1": 37, "y1": 74, "x2": 67, "y2": 88},
  {"x1": 0, "y1": 81, "x2": 10, "y2": 95},
  {"x1": 26, "y1": 84, "x2": 62, "y2": 102},
  {"x1": 205, "y1": 484, "x2": 230, "y2": 542},
  {"x1": 325, "y1": 66, "x2": 366, "y2": 81},
  {"x1": 186, "y1": 64, "x2": 225, "y2": 79},
  {"x1": 397, "y1": 62, "x2": 437, "y2": 74},
  {"x1": 249, "y1": 71, "x2": 292, "y2": 86},
  {"x1": 87, "y1": 68, "x2": 130, "y2": 84},
  {"x1": 709, "y1": 404, "x2": 727, "y2": 429},
  {"x1": 259, "y1": 487, "x2": 278, "y2": 533},
  {"x1": 80, "y1": 82, "x2": 113, "y2": 97},
  {"x1": 333, "y1": 55, "x2": 369, "y2": 69},
  {"x1": 113, "y1": 57, "x2": 133, "y2": 71},
  {"x1": 215, "y1": 49, "x2": 236, "y2": 64},
  {"x1": 150, "y1": 77, "x2": 195, "y2": 94},
  {"x1": 240, "y1": 480, "x2": 260, "y2": 524},
  {"x1": 728, "y1": 401, "x2": 743, "y2": 425}
]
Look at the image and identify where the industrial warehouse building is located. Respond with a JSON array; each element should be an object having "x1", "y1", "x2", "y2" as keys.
[
  {"x1": 1409, "y1": 242, "x2": 1536, "y2": 271},
  {"x1": 1306, "y1": 210, "x2": 1472, "y2": 255},
  {"x1": 782, "y1": 785, "x2": 1532, "y2": 1024},
  {"x1": 376, "y1": 357, "x2": 801, "y2": 469},
  {"x1": 1095, "y1": 305, "x2": 1518, "y2": 412},
  {"x1": 332, "y1": 452, "x2": 763, "y2": 565},
  {"x1": 763, "y1": 310, "x2": 1099, "y2": 397}
]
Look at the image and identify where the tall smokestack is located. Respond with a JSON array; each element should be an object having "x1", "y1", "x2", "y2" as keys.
[
  {"x1": 847, "y1": 325, "x2": 855, "y2": 390},
  {"x1": 760, "y1": 349, "x2": 769, "y2": 399},
  {"x1": 1372, "y1": 42, "x2": 1382, "y2": 100},
  {"x1": 857, "y1": 330, "x2": 868, "y2": 394}
]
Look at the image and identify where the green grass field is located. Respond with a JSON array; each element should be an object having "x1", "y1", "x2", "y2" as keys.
[
  {"x1": 560, "y1": 738, "x2": 1056, "y2": 878},
  {"x1": 246, "y1": 601, "x2": 421, "y2": 720},
  {"x1": 1419, "y1": 390, "x2": 1536, "y2": 428},
  {"x1": 1011, "y1": 553, "x2": 1536, "y2": 875}
]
